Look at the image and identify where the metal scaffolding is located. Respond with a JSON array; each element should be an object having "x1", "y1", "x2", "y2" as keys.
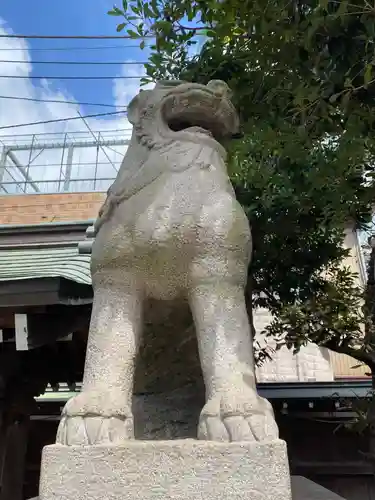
[{"x1": 0, "y1": 129, "x2": 131, "y2": 194}]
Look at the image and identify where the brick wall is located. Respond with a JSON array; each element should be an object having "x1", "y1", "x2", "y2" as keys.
[{"x1": 0, "y1": 193, "x2": 106, "y2": 225}]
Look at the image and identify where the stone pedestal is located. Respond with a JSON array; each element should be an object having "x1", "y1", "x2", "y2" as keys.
[
  {"x1": 39, "y1": 439, "x2": 292, "y2": 500},
  {"x1": 39, "y1": 439, "x2": 348, "y2": 500}
]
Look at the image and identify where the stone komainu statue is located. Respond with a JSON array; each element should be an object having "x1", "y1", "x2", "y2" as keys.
[{"x1": 56, "y1": 80, "x2": 279, "y2": 445}]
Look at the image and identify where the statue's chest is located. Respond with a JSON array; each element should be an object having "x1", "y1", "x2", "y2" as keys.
[
  {"x1": 132, "y1": 170, "x2": 211, "y2": 244},
  {"x1": 93, "y1": 168, "x2": 239, "y2": 272},
  {"x1": 134, "y1": 199, "x2": 197, "y2": 249}
]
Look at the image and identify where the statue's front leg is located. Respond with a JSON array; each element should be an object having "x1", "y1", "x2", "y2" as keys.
[
  {"x1": 188, "y1": 280, "x2": 279, "y2": 442},
  {"x1": 57, "y1": 271, "x2": 142, "y2": 445}
]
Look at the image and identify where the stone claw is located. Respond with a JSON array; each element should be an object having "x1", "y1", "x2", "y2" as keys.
[
  {"x1": 56, "y1": 390, "x2": 134, "y2": 445},
  {"x1": 198, "y1": 390, "x2": 279, "y2": 442}
]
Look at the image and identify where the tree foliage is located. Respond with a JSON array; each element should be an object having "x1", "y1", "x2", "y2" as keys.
[{"x1": 108, "y1": 0, "x2": 375, "y2": 365}]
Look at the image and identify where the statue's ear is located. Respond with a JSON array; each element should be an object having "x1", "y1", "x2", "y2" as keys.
[{"x1": 127, "y1": 90, "x2": 152, "y2": 125}]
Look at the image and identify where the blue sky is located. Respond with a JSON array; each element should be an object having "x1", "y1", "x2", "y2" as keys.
[
  {"x1": 0, "y1": 0, "x2": 155, "y2": 191},
  {"x1": 0, "y1": 0, "x2": 203, "y2": 191},
  {"x1": 0, "y1": 0, "x2": 148, "y2": 115}
]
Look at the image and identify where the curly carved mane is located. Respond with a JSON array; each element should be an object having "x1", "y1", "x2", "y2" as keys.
[{"x1": 94, "y1": 81, "x2": 236, "y2": 234}]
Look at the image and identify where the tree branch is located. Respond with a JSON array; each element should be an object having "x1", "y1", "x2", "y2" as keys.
[{"x1": 322, "y1": 339, "x2": 374, "y2": 368}]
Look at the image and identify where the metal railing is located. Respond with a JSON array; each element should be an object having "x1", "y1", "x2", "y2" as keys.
[{"x1": 0, "y1": 129, "x2": 130, "y2": 194}]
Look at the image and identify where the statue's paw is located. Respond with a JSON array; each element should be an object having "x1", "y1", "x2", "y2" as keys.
[
  {"x1": 56, "y1": 414, "x2": 134, "y2": 445},
  {"x1": 198, "y1": 390, "x2": 279, "y2": 442},
  {"x1": 56, "y1": 390, "x2": 133, "y2": 445}
]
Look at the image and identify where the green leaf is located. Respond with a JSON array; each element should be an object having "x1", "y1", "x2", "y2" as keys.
[
  {"x1": 150, "y1": 0, "x2": 160, "y2": 17},
  {"x1": 337, "y1": 0, "x2": 348, "y2": 16},
  {"x1": 140, "y1": 40, "x2": 146, "y2": 49},
  {"x1": 187, "y1": 6, "x2": 194, "y2": 22},
  {"x1": 116, "y1": 22, "x2": 126, "y2": 32},
  {"x1": 202, "y1": 29, "x2": 216, "y2": 38},
  {"x1": 144, "y1": 3, "x2": 155, "y2": 19},
  {"x1": 329, "y1": 92, "x2": 342, "y2": 104},
  {"x1": 108, "y1": 10, "x2": 122, "y2": 16},
  {"x1": 364, "y1": 64, "x2": 372, "y2": 88},
  {"x1": 122, "y1": 0, "x2": 128, "y2": 11},
  {"x1": 154, "y1": 20, "x2": 173, "y2": 32},
  {"x1": 107, "y1": 7, "x2": 123, "y2": 16},
  {"x1": 136, "y1": 0, "x2": 144, "y2": 14},
  {"x1": 131, "y1": 5, "x2": 140, "y2": 15},
  {"x1": 306, "y1": 23, "x2": 319, "y2": 46},
  {"x1": 150, "y1": 52, "x2": 163, "y2": 65},
  {"x1": 140, "y1": 76, "x2": 153, "y2": 86},
  {"x1": 127, "y1": 29, "x2": 138, "y2": 38},
  {"x1": 137, "y1": 22, "x2": 145, "y2": 36}
]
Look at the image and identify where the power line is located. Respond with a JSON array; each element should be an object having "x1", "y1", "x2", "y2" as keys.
[
  {"x1": 0, "y1": 30, "x2": 204, "y2": 40},
  {"x1": 0, "y1": 60, "x2": 148, "y2": 65},
  {"x1": 0, "y1": 110, "x2": 125, "y2": 131},
  {"x1": 0, "y1": 75, "x2": 144, "y2": 80},
  {"x1": 0, "y1": 34, "x2": 154, "y2": 40},
  {"x1": 0, "y1": 95, "x2": 127, "y2": 108},
  {"x1": 0, "y1": 44, "x2": 151, "y2": 52}
]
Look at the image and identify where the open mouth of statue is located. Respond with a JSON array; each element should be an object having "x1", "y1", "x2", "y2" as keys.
[
  {"x1": 167, "y1": 118, "x2": 219, "y2": 140},
  {"x1": 161, "y1": 85, "x2": 238, "y2": 142}
]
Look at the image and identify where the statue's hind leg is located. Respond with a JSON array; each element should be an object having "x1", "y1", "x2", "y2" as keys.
[
  {"x1": 56, "y1": 271, "x2": 142, "y2": 445},
  {"x1": 188, "y1": 280, "x2": 279, "y2": 442}
]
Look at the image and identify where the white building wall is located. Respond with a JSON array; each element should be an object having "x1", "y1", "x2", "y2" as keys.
[
  {"x1": 254, "y1": 308, "x2": 334, "y2": 383},
  {"x1": 342, "y1": 225, "x2": 367, "y2": 286},
  {"x1": 254, "y1": 225, "x2": 368, "y2": 383}
]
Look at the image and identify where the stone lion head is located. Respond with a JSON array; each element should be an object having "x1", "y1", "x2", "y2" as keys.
[
  {"x1": 94, "y1": 80, "x2": 240, "y2": 233},
  {"x1": 127, "y1": 80, "x2": 240, "y2": 149}
]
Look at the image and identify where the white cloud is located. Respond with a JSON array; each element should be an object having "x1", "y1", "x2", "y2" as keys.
[
  {"x1": 113, "y1": 61, "x2": 154, "y2": 112},
  {"x1": 0, "y1": 17, "x2": 154, "y2": 194}
]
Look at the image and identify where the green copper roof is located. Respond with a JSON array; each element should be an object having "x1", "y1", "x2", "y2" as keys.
[
  {"x1": 35, "y1": 380, "x2": 373, "y2": 403},
  {"x1": 0, "y1": 246, "x2": 92, "y2": 285}
]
